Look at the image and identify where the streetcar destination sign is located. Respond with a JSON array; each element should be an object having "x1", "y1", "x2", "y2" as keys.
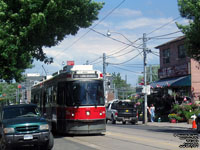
[{"x1": 73, "y1": 74, "x2": 98, "y2": 78}]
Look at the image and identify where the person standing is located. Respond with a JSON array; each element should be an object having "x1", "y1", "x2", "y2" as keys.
[{"x1": 150, "y1": 104, "x2": 155, "y2": 122}]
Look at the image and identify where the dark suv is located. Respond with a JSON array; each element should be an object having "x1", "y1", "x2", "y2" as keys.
[{"x1": 0, "y1": 104, "x2": 54, "y2": 150}]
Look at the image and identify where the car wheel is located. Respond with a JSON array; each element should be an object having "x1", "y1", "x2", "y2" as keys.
[
  {"x1": 40, "y1": 132, "x2": 54, "y2": 150},
  {"x1": 111, "y1": 115, "x2": 116, "y2": 124},
  {"x1": 0, "y1": 138, "x2": 7, "y2": 150},
  {"x1": 122, "y1": 121, "x2": 126, "y2": 124}
]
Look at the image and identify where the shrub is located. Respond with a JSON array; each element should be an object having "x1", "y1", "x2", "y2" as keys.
[
  {"x1": 170, "y1": 103, "x2": 200, "y2": 121},
  {"x1": 168, "y1": 113, "x2": 182, "y2": 121}
]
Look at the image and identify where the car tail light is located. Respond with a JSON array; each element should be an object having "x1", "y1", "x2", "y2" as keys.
[{"x1": 115, "y1": 112, "x2": 118, "y2": 116}]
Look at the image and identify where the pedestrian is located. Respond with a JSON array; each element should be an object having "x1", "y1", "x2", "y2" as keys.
[
  {"x1": 147, "y1": 106, "x2": 151, "y2": 122},
  {"x1": 150, "y1": 104, "x2": 155, "y2": 122}
]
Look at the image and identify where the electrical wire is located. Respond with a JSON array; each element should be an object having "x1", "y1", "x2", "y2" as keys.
[
  {"x1": 151, "y1": 51, "x2": 160, "y2": 57},
  {"x1": 88, "y1": 57, "x2": 102, "y2": 64},
  {"x1": 108, "y1": 47, "x2": 142, "y2": 58},
  {"x1": 147, "y1": 16, "x2": 181, "y2": 35},
  {"x1": 90, "y1": 28, "x2": 142, "y2": 49},
  {"x1": 110, "y1": 65, "x2": 142, "y2": 74},
  {"x1": 150, "y1": 36, "x2": 183, "y2": 40},
  {"x1": 53, "y1": 0, "x2": 126, "y2": 60},
  {"x1": 90, "y1": 60, "x2": 102, "y2": 65},
  {"x1": 149, "y1": 31, "x2": 181, "y2": 39},
  {"x1": 108, "y1": 51, "x2": 143, "y2": 65}
]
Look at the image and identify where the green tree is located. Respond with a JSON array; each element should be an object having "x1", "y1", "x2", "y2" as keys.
[
  {"x1": 112, "y1": 72, "x2": 133, "y2": 99},
  {"x1": 137, "y1": 65, "x2": 159, "y2": 84},
  {"x1": 0, "y1": 83, "x2": 18, "y2": 103},
  {"x1": 0, "y1": 0, "x2": 103, "y2": 82},
  {"x1": 177, "y1": 0, "x2": 200, "y2": 61},
  {"x1": 112, "y1": 72, "x2": 131, "y2": 89}
]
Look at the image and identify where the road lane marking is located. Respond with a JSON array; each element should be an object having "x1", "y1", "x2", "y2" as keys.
[
  {"x1": 105, "y1": 131, "x2": 180, "y2": 149},
  {"x1": 63, "y1": 131, "x2": 199, "y2": 150},
  {"x1": 64, "y1": 136, "x2": 115, "y2": 150}
]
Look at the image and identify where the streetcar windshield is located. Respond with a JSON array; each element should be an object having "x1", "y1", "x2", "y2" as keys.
[{"x1": 66, "y1": 80, "x2": 104, "y2": 106}]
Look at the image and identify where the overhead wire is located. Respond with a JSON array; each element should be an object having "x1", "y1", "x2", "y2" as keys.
[
  {"x1": 110, "y1": 65, "x2": 142, "y2": 74},
  {"x1": 108, "y1": 47, "x2": 142, "y2": 58},
  {"x1": 90, "y1": 15, "x2": 182, "y2": 72},
  {"x1": 149, "y1": 31, "x2": 181, "y2": 39},
  {"x1": 53, "y1": 0, "x2": 126, "y2": 60},
  {"x1": 151, "y1": 51, "x2": 160, "y2": 57},
  {"x1": 108, "y1": 51, "x2": 143, "y2": 65},
  {"x1": 88, "y1": 57, "x2": 102, "y2": 64},
  {"x1": 147, "y1": 16, "x2": 181, "y2": 36},
  {"x1": 89, "y1": 28, "x2": 142, "y2": 49}
]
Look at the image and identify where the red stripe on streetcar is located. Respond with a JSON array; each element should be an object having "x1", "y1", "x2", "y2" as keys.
[{"x1": 65, "y1": 107, "x2": 106, "y2": 120}]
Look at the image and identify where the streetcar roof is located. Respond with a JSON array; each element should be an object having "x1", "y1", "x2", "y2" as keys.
[{"x1": 31, "y1": 64, "x2": 102, "y2": 88}]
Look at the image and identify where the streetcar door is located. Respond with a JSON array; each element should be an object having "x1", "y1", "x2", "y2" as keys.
[{"x1": 57, "y1": 82, "x2": 66, "y2": 131}]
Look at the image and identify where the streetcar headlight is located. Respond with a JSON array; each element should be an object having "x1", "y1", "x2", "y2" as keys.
[
  {"x1": 39, "y1": 124, "x2": 49, "y2": 130},
  {"x1": 86, "y1": 111, "x2": 90, "y2": 116},
  {"x1": 4, "y1": 127, "x2": 15, "y2": 134}
]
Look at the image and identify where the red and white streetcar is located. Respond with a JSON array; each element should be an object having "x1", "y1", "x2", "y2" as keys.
[{"x1": 31, "y1": 62, "x2": 106, "y2": 134}]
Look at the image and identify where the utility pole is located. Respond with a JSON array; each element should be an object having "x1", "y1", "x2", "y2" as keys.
[
  {"x1": 143, "y1": 33, "x2": 148, "y2": 124},
  {"x1": 103, "y1": 53, "x2": 106, "y2": 102},
  {"x1": 150, "y1": 65, "x2": 152, "y2": 83}
]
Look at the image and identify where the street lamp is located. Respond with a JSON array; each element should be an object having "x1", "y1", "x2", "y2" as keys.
[{"x1": 106, "y1": 30, "x2": 133, "y2": 44}]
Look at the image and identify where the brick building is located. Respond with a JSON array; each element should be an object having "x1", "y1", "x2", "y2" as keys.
[{"x1": 151, "y1": 36, "x2": 200, "y2": 102}]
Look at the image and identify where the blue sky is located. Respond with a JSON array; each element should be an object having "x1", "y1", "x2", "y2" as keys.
[{"x1": 26, "y1": 0, "x2": 186, "y2": 86}]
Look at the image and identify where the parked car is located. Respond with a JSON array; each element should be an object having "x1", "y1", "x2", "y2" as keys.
[
  {"x1": 0, "y1": 104, "x2": 54, "y2": 150},
  {"x1": 106, "y1": 99, "x2": 138, "y2": 124}
]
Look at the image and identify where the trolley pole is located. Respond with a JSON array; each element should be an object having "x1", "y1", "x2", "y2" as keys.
[
  {"x1": 143, "y1": 33, "x2": 148, "y2": 124},
  {"x1": 103, "y1": 53, "x2": 106, "y2": 102}
]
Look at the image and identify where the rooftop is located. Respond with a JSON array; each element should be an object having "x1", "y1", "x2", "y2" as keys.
[{"x1": 155, "y1": 35, "x2": 185, "y2": 49}]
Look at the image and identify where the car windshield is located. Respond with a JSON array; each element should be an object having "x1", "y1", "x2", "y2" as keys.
[{"x1": 3, "y1": 106, "x2": 41, "y2": 119}]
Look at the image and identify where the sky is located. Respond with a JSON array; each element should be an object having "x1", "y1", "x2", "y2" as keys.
[{"x1": 25, "y1": 0, "x2": 186, "y2": 86}]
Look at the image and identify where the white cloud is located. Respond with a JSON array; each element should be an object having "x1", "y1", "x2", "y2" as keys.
[
  {"x1": 117, "y1": 17, "x2": 175, "y2": 30},
  {"x1": 112, "y1": 8, "x2": 142, "y2": 17}
]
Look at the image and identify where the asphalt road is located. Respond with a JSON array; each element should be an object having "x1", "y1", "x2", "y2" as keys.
[{"x1": 52, "y1": 122, "x2": 199, "y2": 150}]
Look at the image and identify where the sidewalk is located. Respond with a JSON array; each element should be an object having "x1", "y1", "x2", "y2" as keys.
[{"x1": 138, "y1": 121, "x2": 193, "y2": 130}]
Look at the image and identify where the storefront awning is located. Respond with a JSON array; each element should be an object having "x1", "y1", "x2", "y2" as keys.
[{"x1": 150, "y1": 75, "x2": 191, "y2": 88}]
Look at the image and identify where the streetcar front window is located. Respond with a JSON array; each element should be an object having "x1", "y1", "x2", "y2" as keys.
[{"x1": 66, "y1": 80, "x2": 104, "y2": 106}]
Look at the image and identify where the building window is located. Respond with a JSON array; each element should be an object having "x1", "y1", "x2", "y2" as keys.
[
  {"x1": 178, "y1": 44, "x2": 186, "y2": 58},
  {"x1": 163, "y1": 49, "x2": 170, "y2": 64}
]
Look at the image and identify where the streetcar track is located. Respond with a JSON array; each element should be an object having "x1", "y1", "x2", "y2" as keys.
[
  {"x1": 107, "y1": 124, "x2": 193, "y2": 142},
  {"x1": 63, "y1": 131, "x2": 182, "y2": 150}
]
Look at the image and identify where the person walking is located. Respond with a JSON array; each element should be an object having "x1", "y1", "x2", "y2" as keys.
[{"x1": 150, "y1": 104, "x2": 155, "y2": 122}]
